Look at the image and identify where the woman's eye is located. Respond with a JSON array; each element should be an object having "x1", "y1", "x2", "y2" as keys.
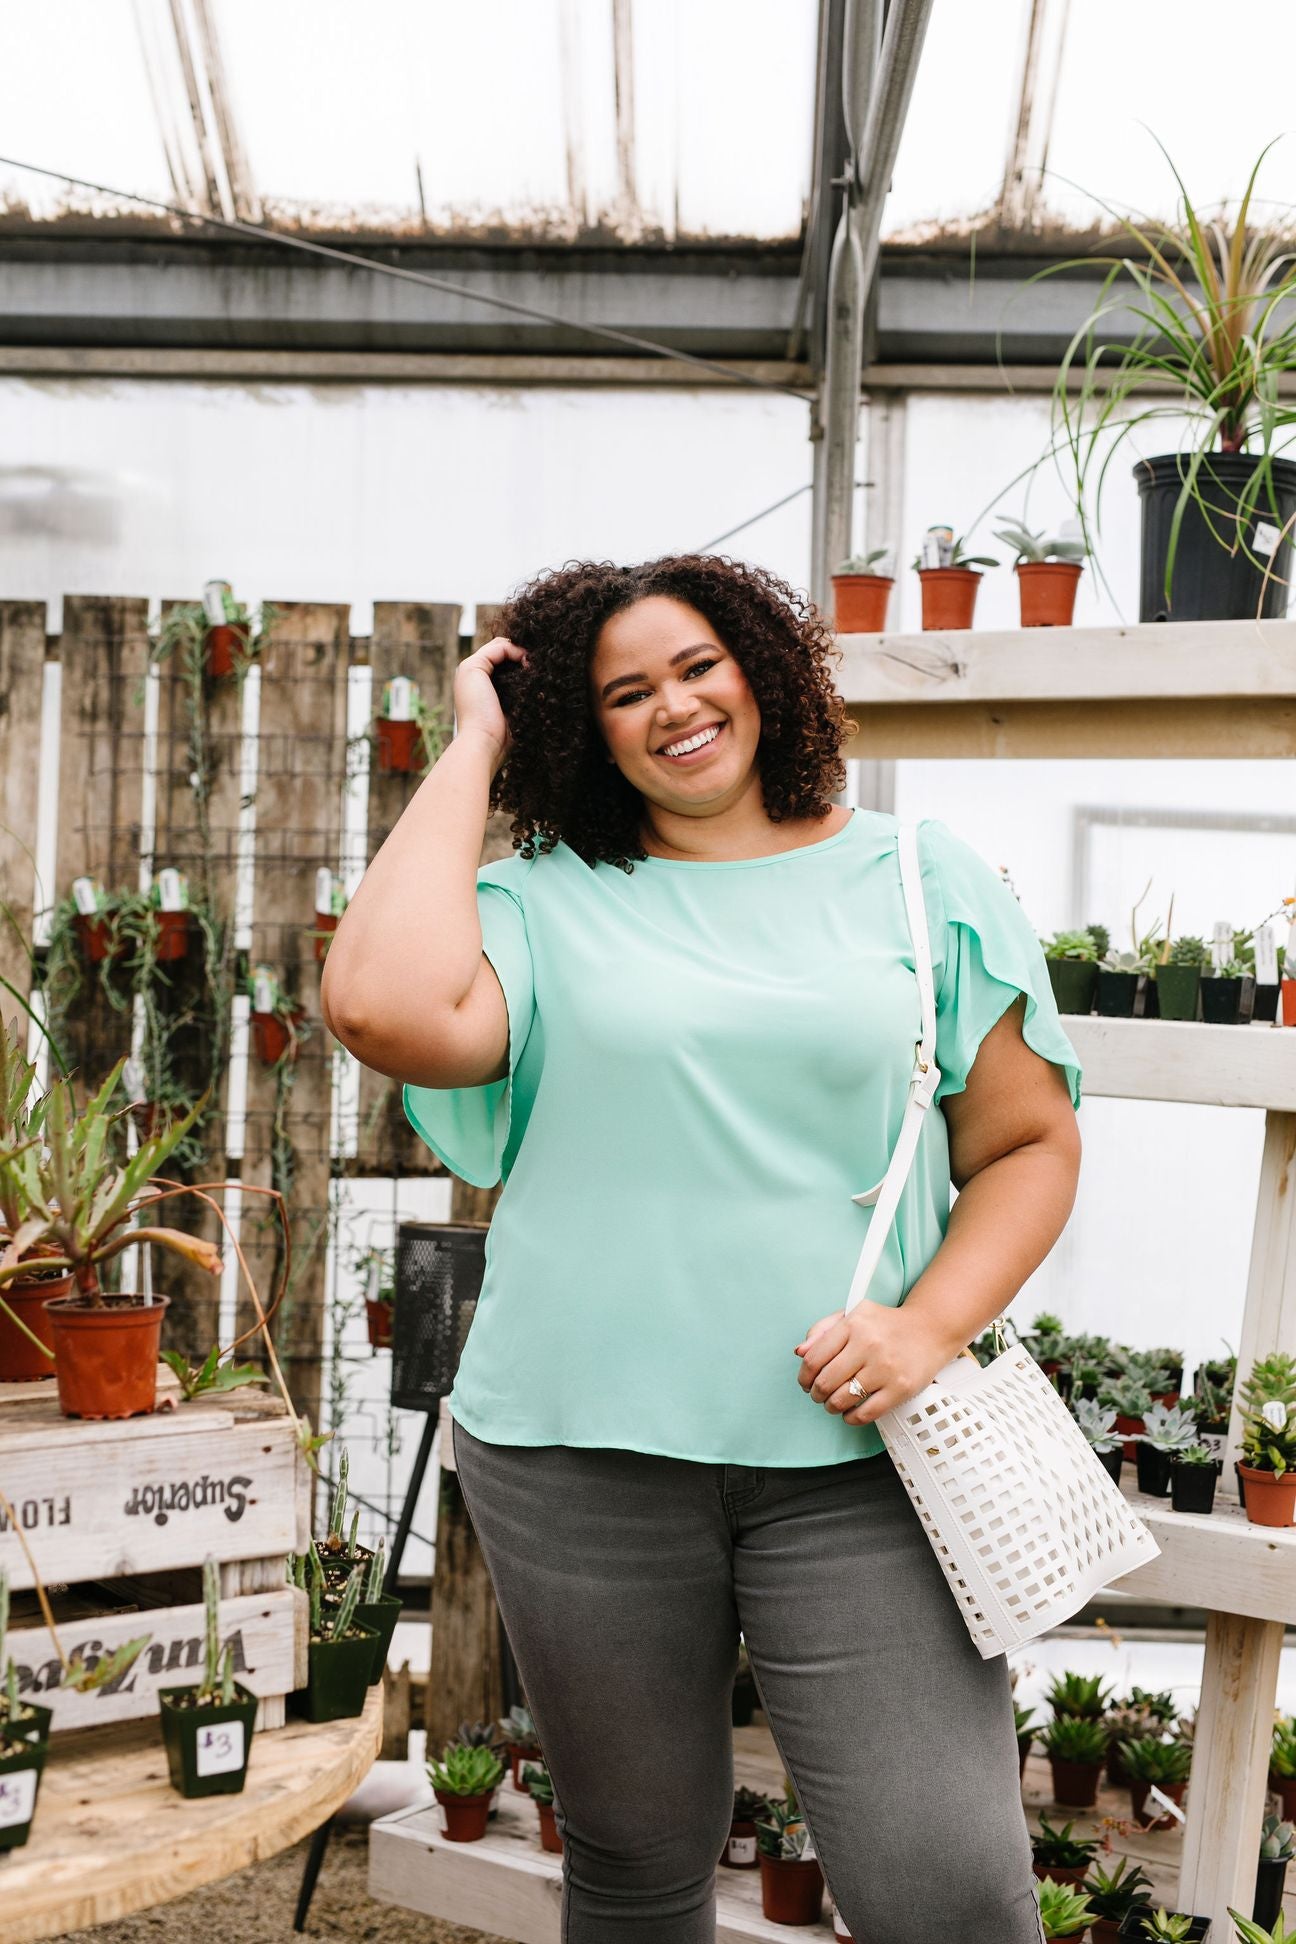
[{"x1": 613, "y1": 659, "x2": 717, "y2": 706}]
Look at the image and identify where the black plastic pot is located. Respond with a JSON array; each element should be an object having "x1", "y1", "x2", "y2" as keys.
[
  {"x1": 1135, "y1": 449, "x2": 1296, "y2": 622},
  {"x1": 1135, "y1": 1443, "x2": 1173, "y2": 1497},
  {"x1": 1200, "y1": 974, "x2": 1253, "y2": 1025},
  {"x1": 1155, "y1": 965, "x2": 1201, "y2": 1021},
  {"x1": 158, "y1": 1682, "x2": 258, "y2": 1797},
  {"x1": 1097, "y1": 1446, "x2": 1124, "y2": 1486},
  {"x1": 1254, "y1": 1853, "x2": 1289, "y2": 1928},
  {"x1": 301, "y1": 1624, "x2": 379, "y2": 1722},
  {"x1": 1117, "y1": 1908, "x2": 1209, "y2": 1940},
  {"x1": 1096, "y1": 969, "x2": 1139, "y2": 1017},
  {"x1": 1170, "y1": 1460, "x2": 1217, "y2": 1516},
  {"x1": 1047, "y1": 959, "x2": 1098, "y2": 1015},
  {"x1": 319, "y1": 1545, "x2": 374, "y2": 1588},
  {"x1": 0, "y1": 1735, "x2": 46, "y2": 1851},
  {"x1": 1253, "y1": 983, "x2": 1281, "y2": 1023},
  {"x1": 1138, "y1": 973, "x2": 1159, "y2": 1018},
  {"x1": 9, "y1": 1701, "x2": 51, "y2": 1743},
  {"x1": 355, "y1": 1593, "x2": 402, "y2": 1685}
]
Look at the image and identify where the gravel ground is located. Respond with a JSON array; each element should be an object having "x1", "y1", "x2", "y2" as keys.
[{"x1": 64, "y1": 1824, "x2": 511, "y2": 1944}]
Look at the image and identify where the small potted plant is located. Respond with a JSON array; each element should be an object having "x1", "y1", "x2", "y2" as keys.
[
  {"x1": 455, "y1": 1719, "x2": 509, "y2": 1815},
  {"x1": 1040, "y1": 928, "x2": 1102, "y2": 1015},
  {"x1": 1135, "y1": 1402, "x2": 1201, "y2": 1497},
  {"x1": 1155, "y1": 935, "x2": 1209, "y2": 1021},
  {"x1": 1098, "y1": 945, "x2": 1143, "y2": 1018},
  {"x1": 723, "y1": 1786, "x2": 770, "y2": 1868},
  {"x1": 311, "y1": 868, "x2": 347, "y2": 963},
  {"x1": 200, "y1": 580, "x2": 260, "y2": 679},
  {"x1": 1084, "y1": 1856, "x2": 1155, "y2": 1942},
  {"x1": 353, "y1": 1538, "x2": 401, "y2": 1686},
  {"x1": 1030, "y1": 1812, "x2": 1102, "y2": 1885},
  {"x1": 1027, "y1": 1312, "x2": 1069, "y2": 1378},
  {"x1": 912, "y1": 527, "x2": 998, "y2": 631},
  {"x1": 316, "y1": 1449, "x2": 376, "y2": 1586},
  {"x1": 248, "y1": 965, "x2": 308, "y2": 1067},
  {"x1": 69, "y1": 877, "x2": 122, "y2": 964},
  {"x1": 1073, "y1": 1398, "x2": 1126, "y2": 1485},
  {"x1": 1104, "y1": 1696, "x2": 1170, "y2": 1787},
  {"x1": 296, "y1": 1548, "x2": 378, "y2": 1722},
  {"x1": 1037, "y1": 1876, "x2": 1096, "y2": 1941},
  {"x1": 1046, "y1": 1670, "x2": 1115, "y2": 1722},
  {"x1": 1014, "y1": 1701, "x2": 1037, "y2": 1779},
  {"x1": 427, "y1": 1739, "x2": 505, "y2": 1843},
  {"x1": 1270, "y1": 1717, "x2": 1296, "y2": 1821},
  {"x1": 1237, "y1": 1354, "x2": 1296, "y2": 1527},
  {"x1": 755, "y1": 1796, "x2": 824, "y2": 1925},
  {"x1": 148, "y1": 869, "x2": 192, "y2": 964},
  {"x1": 1118, "y1": 1734, "x2": 1192, "y2": 1829},
  {"x1": 497, "y1": 1702, "x2": 542, "y2": 1789},
  {"x1": 373, "y1": 678, "x2": 449, "y2": 776},
  {"x1": 520, "y1": 1761, "x2": 563, "y2": 1853},
  {"x1": 1118, "y1": 1908, "x2": 1209, "y2": 1940},
  {"x1": 1170, "y1": 1443, "x2": 1219, "y2": 1515},
  {"x1": 831, "y1": 548, "x2": 894, "y2": 632},
  {"x1": 1100, "y1": 1377, "x2": 1155, "y2": 1462},
  {"x1": 1254, "y1": 1816, "x2": 1296, "y2": 1931},
  {"x1": 0, "y1": 1671, "x2": 47, "y2": 1853},
  {"x1": 1041, "y1": 1716, "x2": 1109, "y2": 1809},
  {"x1": 993, "y1": 521, "x2": 1089, "y2": 627},
  {"x1": 0, "y1": 1024, "x2": 73, "y2": 1384},
  {"x1": 1200, "y1": 951, "x2": 1255, "y2": 1026},
  {"x1": 157, "y1": 1557, "x2": 259, "y2": 1797}
]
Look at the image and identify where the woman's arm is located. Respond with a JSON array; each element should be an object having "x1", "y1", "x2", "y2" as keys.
[{"x1": 795, "y1": 996, "x2": 1081, "y2": 1423}]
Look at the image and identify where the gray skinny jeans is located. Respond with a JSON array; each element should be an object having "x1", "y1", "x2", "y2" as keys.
[{"x1": 452, "y1": 1418, "x2": 1044, "y2": 1944}]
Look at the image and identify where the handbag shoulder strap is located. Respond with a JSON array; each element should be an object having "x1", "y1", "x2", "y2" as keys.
[{"x1": 844, "y1": 822, "x2": 941, "y2": 1316}]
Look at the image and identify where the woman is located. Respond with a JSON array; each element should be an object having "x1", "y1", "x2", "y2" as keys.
[{"x1": 323, "y1": 554, "x2": 1082, "y2": 1944}]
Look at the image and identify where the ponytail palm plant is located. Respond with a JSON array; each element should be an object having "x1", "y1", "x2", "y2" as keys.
[{"x1": 1038, "y1": 138, "x2": 1296, "y2": 598}]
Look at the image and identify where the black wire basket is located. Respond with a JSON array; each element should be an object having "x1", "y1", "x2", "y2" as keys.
[{"x1": 390, "y1": 1220, "x2": 489, "y2": 1412}]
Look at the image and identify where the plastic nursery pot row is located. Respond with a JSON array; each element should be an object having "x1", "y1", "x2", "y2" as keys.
[
  {"x1": 1047, "y1": 958, "x2": 1282, "y2": 1026},
  {"x1": 830, "y1": 563, "x2": 1082, "y2": 635}
]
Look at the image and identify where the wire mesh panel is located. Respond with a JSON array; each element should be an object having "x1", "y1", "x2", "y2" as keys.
[{"x1": 391, "y1": 1220, "x2": 489, "y2": 1412}]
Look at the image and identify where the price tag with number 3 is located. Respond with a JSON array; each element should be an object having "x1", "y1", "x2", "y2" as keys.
[{"x1": 196, "y1": 1721, "x2": 245, "y2": 1778}]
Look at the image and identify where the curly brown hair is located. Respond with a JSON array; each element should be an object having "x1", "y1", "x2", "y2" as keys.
[{"x1": 488, "y1": 554, "x2": 852, "y2": 872}]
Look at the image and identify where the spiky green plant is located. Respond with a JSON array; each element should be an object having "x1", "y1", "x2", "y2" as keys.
[
  {"x1": 1041, "y1": 1715, "x2": 1109, "y2": 1764},
  {"x1": 427, "y1": 1740, "x2": 505, "y2": 1797},
  {"x1": 328, "y1": 1449, "x2": 349, "y2": 1542},
  {"x1": 1118, "y1": 1736, "x2": 1192, "y2": 1785},
  {"x1": 1135, "y1": 1912, "x2": 1195, "y2": 1943},
  {"x1": 364, "y1": 1538, "x2": 386, "y2": 1602},
  {"x1": 755, "y1": 1795, "x2": 812, "y2": 1861},
  {"x1": 1083, "y1": 1855, "x2": 1154, "y2": 1921},
  {"x1": 1036, "y1": 1876, "x2": 1094, "y2": 1940},
  {"x1": 993, "y1": 521, "x2": 1089, "y2": 565},
  {"x1": 1030, "y1": 1814, "x2": 1102, "y2": 1869},
  {"x1": 1229, "y1": 1910, "x2": 1293, "y2": 1944},
  {"x1": 1046, "y1": 1670, "x2": 1114, "y2": 1720}
]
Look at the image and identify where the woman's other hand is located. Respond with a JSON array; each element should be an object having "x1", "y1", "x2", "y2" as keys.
[{"x1": 792, "y1": 1302, "x2": 958, "y2": 1427}]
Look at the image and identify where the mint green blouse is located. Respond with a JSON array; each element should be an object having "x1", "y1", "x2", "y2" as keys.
[{"x1": 404, "y1": 810, "x2": 1081, "y2": 1468}]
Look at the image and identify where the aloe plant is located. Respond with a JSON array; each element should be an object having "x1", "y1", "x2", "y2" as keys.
[
  {"x1": 1045, "y1": 1670, "x2": 1114, "y2": 1720},
  {"x1": 1030, "y1": 1813, "x2": 1101, "y2": 1870},
  {"x1": 1118, "y1": 1735, "x2": 1192, "y2": 1785},
  {"x1": 1041, "y1": 1715, "x2": 1108, "y2": 1764},
  {"x1": 1036, "y1": 1876, "x2": 1094, "y2": 1940},
  {"x1": 1083, "y1": 1855, "x2": 1154, "y2": 1922},
  {"x1": 1229, "y1": 1911, "x2": 1293, "y2": 1943}
]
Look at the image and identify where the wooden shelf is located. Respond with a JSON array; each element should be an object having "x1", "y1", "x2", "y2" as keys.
[
  {"x1": 1064, "y1": 1016, "x2": 1296, "y2": 1110},
  {"x1": 1111, "y1": 1479, "x2": 1296, "y2": 1627},
  {"x1": 836, "y1": 619, "x2": 1296, "y2": 757},
  {"x1": 370, "y1": 1781, "x2": 842, "y2": 1944}
]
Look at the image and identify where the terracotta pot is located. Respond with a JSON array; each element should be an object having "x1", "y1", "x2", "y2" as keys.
[
  {"x1": 250, "y1": 1009, "x2": 305, "y2": 1066},
  {"x1": 375, "y1": 718, "x2": 424, "y2": 774},
  {"x1": 1128, "y1": 1776, "x2": 1186, "y2": 1830},
  {"x1": 1090, "y1": 1922, "x2": 1124, "y2": 1943},
  {"x1": 1049, "y1": 1755, "x2": 1101, "y2": 1808},
  {"x1": 758, "y1": 1852, "x2": 824, "y2": 1925},
  {"x1": 831, "y1": 574, "x2": 893, "y2": 633},
  {"x1": 1032, "y1": 1858, "x2": 1088, "y2": 1886},
  {"x1": 1239, "y1": 1461, "x2": 1296, "y2": 1528},
  {"x1": 45, "y1": 1292, "x2": 168, "y2": 1419},
  {"x1": 918, "y1": 567, "x2": 982, "y2": 631},
  {"x1": 1016, "y1": 560, "x2": 1083, "y2": 627},
  {"x1": 536, "y1": 1798, "x2": 563, "y2": 1853},
  {"x1": 509, "y1": 1744, "x2": 542, "y2": 1790},
  {"x1": 1282, "y1": 978, "x2": 1296, "y2": 1027},
  {"x1": 312, "y1": 911, "x2": 339, "y2": 962},
  {"x1": 830, "y1": 1901, "x2": 856, "y2": 1942},
  {"x1": 365, "y1": 1297, "x2": 393, "y2": 1351},
  {"x1": 205, "y1": 622, "x2": 249, "y2": 679},
  {"x1": 433, "y1": 1785, "x2": 492, "y2": 1842},
  {"x1": 73, "y1": 913, "x2": 120, "y2": 963},
  {"x1": 1114, "y1": 1413, "x2": 1146, "y2": 1463},
  {"x1": 721, "y1": 1817, "x2": 759, "y2": 1868},
  {"x1": 150, "y1": 908, "x2": 190, "y2": 963},
  {"x1": 1269, "y1": 1771, "x2": 1296, "y2": 1820},
  {"x1": 0, "y1": 1272, "x2": 69, "y2": 1381}
]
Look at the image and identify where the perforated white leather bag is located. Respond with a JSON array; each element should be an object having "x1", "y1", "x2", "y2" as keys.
[{"x1": 848, "y1": 824, "x2": 1160, "y2": 1659}]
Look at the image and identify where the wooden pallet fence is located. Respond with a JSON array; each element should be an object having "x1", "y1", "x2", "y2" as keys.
[{"x1": 0, "y1": 601, "x2": 45, "y2": 1014}]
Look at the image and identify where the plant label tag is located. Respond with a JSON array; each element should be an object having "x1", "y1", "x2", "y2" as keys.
[
  {"x1": 196, "y1": 1719, "x2": 246, "y2": 1777},
  {"x1": 1147, "y1": 1783, "x2": 1186, "y2": 1825},
  {"x1": 387, "y1": 676, "x2": 414, "y2": 722},
  {"x1": 71, "y1": 876, "x2": 100, "y2": 916},
  {"x1": 202, "y1": 580, "x2": 231, "y2": 625},
  {"x1": 1254, "y1": 520, "x2": 1283, "y2": 558},
  {"x1": 315, "y1": 867, "x2": 333, "y2": 914},
  {"x1": 1255, "y1": 924, "x2": 1280, "y2": 984},
  {"x1": 253, "y1": 967, "x2": 275, "y2": 1013},
  {"x1": 1210, "y1": 922, "x2": 1233, "y2": 973},
  {"x1": 0, "y1": 1767, "x2": 37, "y2": 1828},
  {"x1": 726, "y1": 1833, "x2": 757, "y2": 1864},
  {"x1": 157, "y1": 867, "x2": 184, "y2": 912}
]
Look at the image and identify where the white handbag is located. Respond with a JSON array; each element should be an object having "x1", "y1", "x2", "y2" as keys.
[{"x1": 846, "y1": 823, "x2": 1161, "y2": 1659}]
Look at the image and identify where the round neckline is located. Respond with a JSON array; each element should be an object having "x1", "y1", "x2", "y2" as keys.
[{"x1": 633, "y1": 808, "x2": 860, "y2": 870}]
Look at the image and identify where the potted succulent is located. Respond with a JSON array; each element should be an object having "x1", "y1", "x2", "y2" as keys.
[
  {"x1": 1200, "y1": 954, "x2": 1255, "y2": 1027},
  {"x1": 1030, "y1": 1812, "x2": 1102, "y2": 1886},
  {"x1": 1084, "y1": 1856, "x2": 1156, "y2": 1942},
  {"x1": 356, "y1": 1247, "x2": 395, "y2": 1352},
  {"x1": 373, "y1": 678, "x2": 449, "y2": 776},
  {"x1": 0, "y1": 1675, "x2": 47, "y2": 1853},
  {"x1": 1156, "y1": 936, "x2": 1209, "y2": 1022},
  {"x1": 454, "y1": 1718, "x2": 509, "y2": 1816},
  {"x1": 1098, "y1": 945, "x2": 1142, "y2": 1018},
  {"x1": 0, "y1": 1065, "x2": 220, "y2": 1419},
  {"x1": 428, "y1": 1739, "x2": 505, "y2": 1843},
  {"x1": 1230, "y1": 1913, "x2": 1292, "y2": 1943},
  {"x1": 1027, "y1": 1312, "x2": 1069, "y2": 1378},
  {"x1": 199, "y1": 581, "x2": 263, "y2": 679},
  {"x1": 1040, "y1": 928, "x2": 1103, "y2": 1015},
  {"x1": 146, "y1": 869, "x2": 192, "y2": 964},
  {"x1": 311, "y1": 869, "x2": 347, "y2": 964},
  {"x1": 1237, "y1": 1353, "x2": 1296, "y2": 1527},
  {"x1": 993, "y1": 521, "x2": 1089, "y2": 627},
  {"x1": 354, "y1": 1538, "x2": 400, "y2": 1686},
  {"x1": 912, "y1": 528, "x2": 998, "y2": 631},
  {"x1": 1041, "y1": 1715, "x2": 1109, "y2": 1809},
  {"x1": 158, "y1": 1557, "x2": 258, "y2": 1798},
  {"x1": 1192, "y1": 1368, "x2": 1233, "y2": 1461},
  {"x1": 295, "y1": 1548, "x2": 378, "y2": 1723},
  {"x1": 1119, "y1": 1735, "x2": 1192, "y2": 1829},
  {"x1": 1073, "y1": 1397, "x2": 1125, "y2": 1485},
  {"x1": 1253, "y1": 1816, "x2": 1295, "y2": 1931},
  {"x1": 1015, "y1": 1701, "x2": 1037, "y2": 1779},
  {"x1": 1135, "y1": 1403, "x2": 1201, "y2": 1497},
  {"x1": 498, "y1": 1702, "x2": 542, "y2": 1789},
  {"x1": 1270, "y1": 1717, "x2": 1296, "y2": 1821},
  {"x1": 1118, "y1": 1909, "x2": 1210, "y2": 1941},
  {"x1": 68, "y1": 877, "x2": 125, "y2": 965},
  {"x1": 248, "y1": 965, "x2": 308, "y2": 1068},
  {"x1": 831, "y1": 549, "x2": 894, "y2": 632},
  {"x1": 520, "y1": 1761, "x2": 563, "y2": 1853},
  {"x1": 722, "y1": 1785, "x2": 770, "y2": 1868},
  {"x1": 755, "y1": 1797, "x2": 824, "y2": 1925},
  {"x1": 316, "y1": 1449, "x2": 376, "y2": 1586},
  {"x1": 1037, "y1": 1876, "x2": 1096, "y2": 1941},
  {"x1": 1170, "y1": 1443, "x2": 1219, "y2": 1515},
  {"x1": 1047, "y1": 1670, "x2": 1115, "y2": 1722},
  {"x1": 1100, "y1": 1377, "x2": 1155, "y2": 1462},
  {"x1": 1104, "y1": 1695, "x2": 1174, "y2": 1786}
]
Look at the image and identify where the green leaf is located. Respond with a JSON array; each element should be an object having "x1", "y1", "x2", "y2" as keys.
[{"x1": 63, "y1": 1634, "x2": 151, "y2": 1692}]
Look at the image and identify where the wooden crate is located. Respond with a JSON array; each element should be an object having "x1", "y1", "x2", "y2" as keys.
[{"x1": 0, "y1": 1383, "x2": 310, "y2": 1732}]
